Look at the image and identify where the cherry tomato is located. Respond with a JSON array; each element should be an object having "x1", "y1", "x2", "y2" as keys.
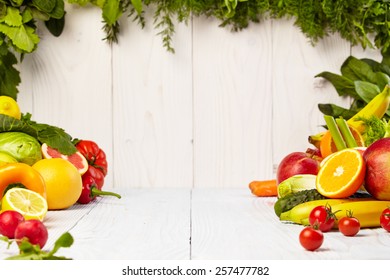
[
  {"x1": 380, "y1": 207, "x2": 390, "y2": 232},
  {"x1": 0, "y1": 210, "x2": 25, "y2": 238},
  {"x1": 299, "y1": 226, "x2": 324, "y2": 251},
  {"x1": 338, "y1": 213, "x2": 360, "y2": 237},
  {"x1": 309, "y1": 205, "x2": 335, "y2": 232},
  {"x1": 14, "y1": 220, "x2": 48, "y2": 249}
]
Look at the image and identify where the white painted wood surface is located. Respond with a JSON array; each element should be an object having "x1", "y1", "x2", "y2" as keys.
[
  {"x1": 15, "y1": 5, "x2": 381, "y2": 189},
  {"x1": 1, "y1": 188, "x2": 389, "y2": 260}
]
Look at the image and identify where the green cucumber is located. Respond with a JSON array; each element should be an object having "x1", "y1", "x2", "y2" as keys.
[{"x1": 274, "y1": 189, "x2": 326, "y2": 217}]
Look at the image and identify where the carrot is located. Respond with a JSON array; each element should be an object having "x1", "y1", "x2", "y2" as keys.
[{"x1": 249, "y1": 179, "x2": 278, "y2": 197}]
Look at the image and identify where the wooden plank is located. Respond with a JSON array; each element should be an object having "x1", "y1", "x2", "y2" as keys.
[
  {"x1": 63, "y1": 188, "x2": 191, "y2": 260},
  {"x1": 190, "y1": 188, "x2": 390, "y2": 259},
  {"x1": 17, "y1": 5, "x2": 114, "y2": 186},
  {"x1": 271, "y1": 18, "x2": 352, "y2": 171},
  {"x1": 193, "y1": 17, "x2": 274, "y2": 187},
  {"x1": 0, "y1": 200, "x2": 99, "y2": 259},
  {"x1": 112, "y1": 7, "x2": 193, "y2": 188}
]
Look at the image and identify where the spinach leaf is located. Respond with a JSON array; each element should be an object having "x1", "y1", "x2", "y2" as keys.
[{"x1": 315, "y1": 71, "x2": 356, "y2": 98}]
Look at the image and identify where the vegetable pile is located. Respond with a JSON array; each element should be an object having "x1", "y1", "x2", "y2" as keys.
[
  {"x1": 0, "y1": 96, "x2": 121, "y2": 259},
  {"x1": 249, "y1": 51, "x2": 390, "y2": 252}
]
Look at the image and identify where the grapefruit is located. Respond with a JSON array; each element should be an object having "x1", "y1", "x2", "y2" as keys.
[
  {"x1": 41, "y1": 143, "x2": 88, "y2": 175},
  {"x1": 32, "y1": 158, "x2": 82, "y2": 210}
]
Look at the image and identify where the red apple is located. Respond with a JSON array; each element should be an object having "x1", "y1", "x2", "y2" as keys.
[
  {"x1": 363, "y1": 138, "x2": 390, "y2": 200},
  {"x1": 276, "y1": 151, "x2": 321, "y2": 184}
]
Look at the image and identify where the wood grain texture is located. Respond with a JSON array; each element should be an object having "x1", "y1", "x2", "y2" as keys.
[
  {"x1": 193, "y1": 16, "x2": 274, "y2": 187},
  {"x1": 112, "y1": 8, "x2": 193, "y2": 188},
  {"x1": 15, "y1": 9, "x2": 384, "y2": 189},
  {"x1": 271, "y1": 18, "x2": 352, "y2": 167},
  {"x1": 2, "y1": 188, "x2": 388, "y2": 260},
  {"x1": 63, "y1": 188, "x2": 191, "y2": 260}
]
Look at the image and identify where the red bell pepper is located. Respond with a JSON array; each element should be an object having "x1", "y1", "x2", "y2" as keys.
[
  {"x1": 75, "y1": 140, "x2": 108, "y2": 176},
  {"x1": 78, "y1": 175, "x2": 121, "y2": 204},
  {"x1": 76, "y1": 140, "x2": 108, "y2": 189},
  {"x1": 83, "y1": 165, "x2": 105, "y2": 189}
]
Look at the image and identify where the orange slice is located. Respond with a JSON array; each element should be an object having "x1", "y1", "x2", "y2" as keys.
[
  {"x1": 319, "y1": 126, "x2": 365, "y2": 159},
  {"x1": 316, "y1": 148, "x2": 366, "y2": 198}
]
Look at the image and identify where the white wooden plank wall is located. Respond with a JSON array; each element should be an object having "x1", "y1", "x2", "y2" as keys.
[{"x1": 16, "y1": 5, "x2": 381, "y2": 189}]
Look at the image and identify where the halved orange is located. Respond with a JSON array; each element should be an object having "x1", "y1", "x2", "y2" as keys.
[
  {"x1": 319, "y1": 126, "x2": 365, "y2": 159},
  {"x1": 316, "y1": 148, "x2": 366, "y2": 198}
]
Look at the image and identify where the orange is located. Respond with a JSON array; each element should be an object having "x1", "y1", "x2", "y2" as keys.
[
  {"x1": 319, "y1": 126, "x2": 365, "y2": 159},
  {"x1": 32, "y1": 158, "x2": 82, "y2": 210},
  {"x1": 316, "y1": 148, "x2": 366, "y2": 198}
]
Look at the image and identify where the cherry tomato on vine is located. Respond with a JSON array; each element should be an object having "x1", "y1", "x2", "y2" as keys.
[
  {"x1": 308, "y1": 205, "x2": 336, "y2": 232},
  {"x1": 299, "y1": 226, "x2": 324, "y2": 251},
  {"x1": 380, "y1": 207, "x2": 390, "y2": 232},
  {"x1": 338, "y1": 211, "x2": 360, "y2": 237}
]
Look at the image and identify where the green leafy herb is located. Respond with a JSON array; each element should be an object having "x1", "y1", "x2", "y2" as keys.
[
  {"x1": 3, "y1": 232, "x2": 74, "y2": 260},
  {"x1": 0, "y1": 113, "x2": 77, "y2": 155},
  {"x1": 316, "y1": 52, "x2": 390, "y2": 122}
]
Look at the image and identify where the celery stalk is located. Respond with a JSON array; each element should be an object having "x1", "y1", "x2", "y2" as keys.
[
  {"x1": 324, "y1": 115, "x2": 347, "y2": 151},
  {"x1": 335, "y1": 117, "x2": 358, "y2": 148}
]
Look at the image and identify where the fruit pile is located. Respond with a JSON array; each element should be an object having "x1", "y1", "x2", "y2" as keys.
[
  {"x1": 249, "y1": 85, "x2": 390, "y2": 251},
  {"x1": 0, "y1": 96, "x2": 120, "y2": 257}
]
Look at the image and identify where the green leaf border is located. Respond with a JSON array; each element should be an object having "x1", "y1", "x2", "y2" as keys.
[{"x1": 1, "y1": 0, "x2": 390, "y2": 98}]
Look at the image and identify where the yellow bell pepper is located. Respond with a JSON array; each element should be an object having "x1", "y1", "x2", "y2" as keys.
[{"x1": 0, "y1": 162, "x2": 46, "y2": 199}]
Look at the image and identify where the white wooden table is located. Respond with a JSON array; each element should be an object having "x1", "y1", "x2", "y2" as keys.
[{"x1": 1, "y1": 188, "x2": 390, "y2": 260}]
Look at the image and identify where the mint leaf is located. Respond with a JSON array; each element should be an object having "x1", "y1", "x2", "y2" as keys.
[
  {"x1": 0, "y1": 23, "x2": 40, "y2": 52},
  {"x1": 0, "y1": 6, "x2": 23, "y2": 27}
]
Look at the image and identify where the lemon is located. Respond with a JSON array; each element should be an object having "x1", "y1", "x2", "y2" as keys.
[
  {"x1": 1, "y1": 188, "x2": 48, "y2": 221},
  {"x1": 32, "y1": 158, "x2": 82, "y2": 210},
  {"x1": 0, "y1": 96, "x2": 21, "y2": 120}
]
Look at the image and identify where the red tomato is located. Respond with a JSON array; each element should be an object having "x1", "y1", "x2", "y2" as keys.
[
  {"x1": 380, "y1": 207, "x2": 390, "y2": 232},
  {"x1": 14, "y1": 220, "x2": 48, "y2": 249},
  {"x1": 309, "y1": 205, "x2": 335, "y2": 232},
  {"x1": 299, "y1": 226, "x2": 324, "y2": 251},
  {"x1": 338, "y1": 215, "x2": 360, "y2": 236}
]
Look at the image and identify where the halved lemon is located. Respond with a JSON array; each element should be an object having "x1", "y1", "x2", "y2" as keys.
[
  {"x1": 1, "y1": 188, "x2": 48, "y2": 221},
  {"x1": 316, "y1": 148, "x2": 366, "y2": 198}
]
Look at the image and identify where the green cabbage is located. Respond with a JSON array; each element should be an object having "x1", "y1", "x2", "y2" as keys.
[{"x1": 0, "y1": 132, "x2": 42, "y2": 165}]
